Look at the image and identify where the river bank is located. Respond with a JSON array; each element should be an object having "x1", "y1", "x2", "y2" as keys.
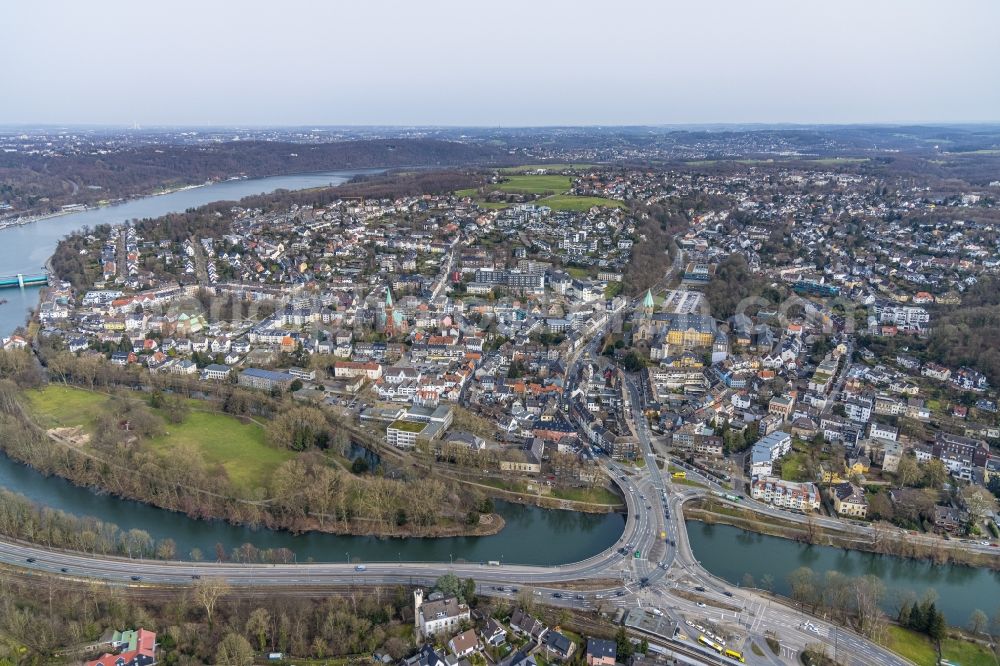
[
  {"x1": 0, "y1": 383, "x2": 509, "y2": 541},
  {"x1": 452, "y1": 476, "x2": 625, "y2": 514},
  {"x1": 0, "y1": 169, "x2": 378, "y2": 337},
  {"x1": 685, "y1": 498, "x2": 1000, "y2": 571}
]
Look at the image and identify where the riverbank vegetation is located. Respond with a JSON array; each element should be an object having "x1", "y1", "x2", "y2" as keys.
[
  {"x1": 0, "y1": 573, "x2": 422, "y2": 665},
  {"x1": 0, "y1": 350, "x2": 499, "y2": 539},
  {"x1": 686, "y1": 498, "x2": 1000, "y2": 570},
  {"x1": 784, "y1": 566, "x2": 997, "y2": 665}
]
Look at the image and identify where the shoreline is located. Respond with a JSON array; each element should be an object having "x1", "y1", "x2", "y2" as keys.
[
  {"x1": 684, "y1": 498, "x2": 1000, "y2": 571},
  {"x1": 0, "y1": 441, "x2": 507, "y2": 541},
  {"x1": 0, "y1": 180, "x2": 216, "y2": 230}
]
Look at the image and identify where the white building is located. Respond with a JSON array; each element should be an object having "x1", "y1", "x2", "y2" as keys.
[
  {"x1": 751, "y1": 476, "x2": 821, "y2": 512},
  {"x1": 414, "y1": 589, "x2": 470, "y2": 641}
]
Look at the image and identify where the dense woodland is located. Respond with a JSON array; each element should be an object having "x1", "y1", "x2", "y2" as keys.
[
  {"x1": 928, "y1": 276, "x2": 1000, "y2": 386},
  {"x1": 0, "y1": 575, "x2": 423, "y2": 665},
  {"x1": 0, "y1": 139, "x2": 505, "y2": 216}
]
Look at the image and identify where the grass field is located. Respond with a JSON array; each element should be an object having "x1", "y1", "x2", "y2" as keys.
[
  {"x1": 537, "y1": 194, "x2": 626, "y2": 211},
  {"x1": 566, "y1": 266, "x2": 593, "y2": 279},
  {"x1": 549, "y1": 486, "x2": 622, "y2": 505},
  {"x1": 24, "y1": 385, "x2": 107, "y2": 429},
  {"x1": 885, "y1": 626, "x2": 996, "y2": 666},
  {"x1": 779, "y1": 452, "x2": 809, "y2": 482},
  {"x1": 454, "y1": 187, "x2": 479, "y2": 198},
  {"x1": 496, "y1": 174, "x2": 572, "y2": 194},
  {"x1": 26, "y1": 385, "x2": 292, "y2": 492},
  {"x1": 147, "y1": 410, "x2": 292, "y2": 491}
]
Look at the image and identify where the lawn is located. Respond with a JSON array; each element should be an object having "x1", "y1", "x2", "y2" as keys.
[
  {"x1": 24, "y1": 385, "x2": 107, "y2": 429},
  {"x1": 566, "y1": 266, "x2": 593, "y2": 279},
  {"x1": 885, "y1": 625, "x2": 996, "y2": 666},
  {"x1": 549, "y1": 486, "x2": 622, "y2": 505},
  {"x1": 496, "y1": 175, "x2": 572, "y2": 194},
  {"x1": 537, "y1": 194, "x2": 626, "y2": 211},
  {"x1": 26, "y1": 385, "x2": 292, "y2": 492},
  {"x1": 147, "y1": 410, "x2": 293, "y2": 491},
  {"x1": 779, "y1": 452, "x2": 809, "y2": 482},
  {"x1": 454, "y1": 187, "x2": 480, "y2": 198}
]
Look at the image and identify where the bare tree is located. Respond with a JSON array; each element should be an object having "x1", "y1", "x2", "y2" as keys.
[{"x1": 194, "y1": 577, "x2": 231, "y2": 627}]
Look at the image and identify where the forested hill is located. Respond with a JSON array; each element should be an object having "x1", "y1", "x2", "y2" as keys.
[{"x1": 0, "y1": 138, "x2": 507, "y2": 215}]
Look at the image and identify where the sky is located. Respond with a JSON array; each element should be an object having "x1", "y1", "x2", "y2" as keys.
[{"x1": 3, "y1": 0, "x2": 999, "y2": 127}]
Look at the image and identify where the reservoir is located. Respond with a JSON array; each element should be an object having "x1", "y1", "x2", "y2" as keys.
[
  {"x1": 687, "y1": 521, "x2": 1000, "y2": 625},
  {"x1": 0, "y1": 170, "x2": 376, "y2": 337}
]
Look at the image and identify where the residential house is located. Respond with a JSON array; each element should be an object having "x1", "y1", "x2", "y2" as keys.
[
  {"x1": 585, "y1": 638, "x2": 617, "y2": 666},
  {"x1": 413, "y1": 590, "x2": 470, "y2": 641},
  {"x1": 829, "y1": 482, "x2": 868, "y2": 518}
]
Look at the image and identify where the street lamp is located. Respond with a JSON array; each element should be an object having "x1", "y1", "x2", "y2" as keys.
[{"x1": 346, "y1": 551, "x2": 350, "y2": 564}]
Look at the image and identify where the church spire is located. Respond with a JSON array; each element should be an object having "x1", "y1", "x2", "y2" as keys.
[
  {"x1": 643, "y1": 288, "x2": 654, "y2": 310},
  {"x1": 385, "y1": 286, "x2": 394, "y2": 308}
]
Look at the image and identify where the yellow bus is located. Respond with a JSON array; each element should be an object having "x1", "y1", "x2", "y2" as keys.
[
  {"x1": 698, "y1": 635, "x2": 723, "y2": 653},
  {"x1": 724, "y1": 648, "x2": 745, "y2": 663},
  {"x1": 671, "y1": 470, "x2": 687, "y2": 479}
]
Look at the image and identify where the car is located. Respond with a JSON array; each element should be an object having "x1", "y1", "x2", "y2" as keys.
[
  {"x1": 60, "y1": 567, "x2": 68, "y2": 573},
  {"x1": 696, "y1": 602, "x2": 706, "y2": 608},
  {"x1": 510, "y1": 587, "x2": 518, "y2": 593},
  {"x1": 723, "y1": 591, "x2": 733, "y2": 597},
  {"x1": 130, "y1": 575, "x2": 141, "y2": 581},
  {"x1": 355, "y1": 565, "x2": 367, "y2": 571},
  {"x1": 616, "y1": 590, "x2": 626, "y2": 597},
  {"x1": 595, "y1": 594, "x2": 605, "y2": 599},
  {"x1": 192, "y1": 575, "x2": 201, "y2": 580},
  {"x1": 552, "y1": 592, "x2": 563, "y2": 598},
  {"x1": 25, "y1": 557, "x2": 36, "y2": 563},
  {"x1": 694, "y1": 586, "x2": 706, "y2": 592}
]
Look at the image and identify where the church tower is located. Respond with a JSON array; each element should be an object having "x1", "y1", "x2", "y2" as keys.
[
  {"x1": 384, "y1": 286, "x2": 395, "y2": 337},
  {"x1": 643, "y1": 288, "x2": 655, "y2": 314}
]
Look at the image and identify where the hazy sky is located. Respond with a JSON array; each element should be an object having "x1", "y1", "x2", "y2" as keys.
[{"x1": 3, "y1": 0, "x2": 999, "y2": 126}]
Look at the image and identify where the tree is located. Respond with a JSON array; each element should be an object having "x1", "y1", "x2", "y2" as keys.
[
  {"x1": 927, "y1": 604, "x2": 947, "y2": 657},
  {"x1": 969, "y1": 609, "x2": 989, "y2": 636},
  {"x1": 215, "y1": 633, "x2": 254, "y2": 666},
  {"x1": 788, "y1": 567, "x2": 817, "y2": 610},
  {"x1": 896, "y1": 454, "x2": 920, "y2": 487},
  {"x1": 246, "y1": 607, "x2": 272, "y2": 651},
  {"x1": 868, "y1": 492, "x2": 895, "y2": 521},
  {"x1": 434, "y1": 574, "x2": 464, "y2": 601},
  {"x1": 615, "y1": 627, "x2": 634, "y2": 661},
  {"x1": 463, "y1": 578, "x2": 477, "y2": 606},
  {"x1": 960, "y1": 485, "x2": 997, "y2": 524},
  {"x1": 922, "y1": 459, "x2": 947, "y2": 490},
  {"x1": 194, "y1": 577, "x2": 230, "y2": 627}
]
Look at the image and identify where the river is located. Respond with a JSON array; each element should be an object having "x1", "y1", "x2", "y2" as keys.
[
  {"x1": 687, "y1": 521, "x2": 1000, "y2": 625},
  {"x1": 0, "y1": 170, "x2": 379, "y2": 337},
  {"x1": 0, "y1": 451, "x2": 623, "y2": 565}
]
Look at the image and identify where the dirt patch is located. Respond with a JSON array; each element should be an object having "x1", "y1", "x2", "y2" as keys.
[{"x1": 47, "y1": 427, "x2": 90, "y2": 446}]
